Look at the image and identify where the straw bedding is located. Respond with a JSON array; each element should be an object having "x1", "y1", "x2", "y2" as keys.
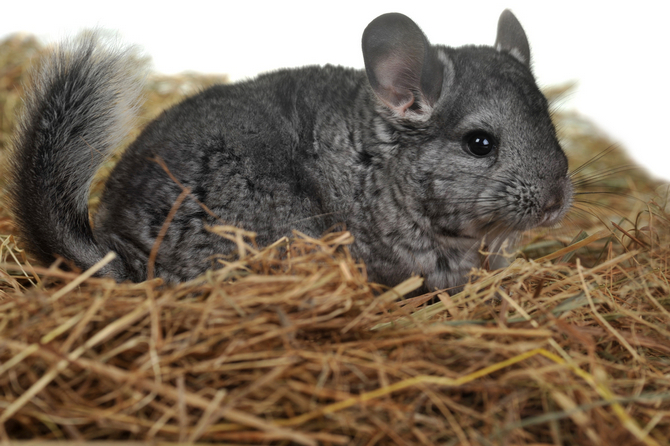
[{"x1": 0, "y1": 34, "x2": 669, "y2": 445}]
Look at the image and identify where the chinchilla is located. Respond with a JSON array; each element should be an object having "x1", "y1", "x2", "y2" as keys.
[{"x1": 8, "y1": 10, "x2": 572, "y2": 290}]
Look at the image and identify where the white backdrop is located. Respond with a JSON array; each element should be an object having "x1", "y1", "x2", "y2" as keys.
[{"x1": 3, "y1": 0, "x2": 669, "y2": 181}]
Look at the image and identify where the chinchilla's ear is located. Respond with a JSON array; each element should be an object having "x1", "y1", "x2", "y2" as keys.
[
  {"x1": 495, "y1": 9, "x2": 531, "y2": 68},
  {"x1": 362, "y1": 13, "x2": 443, "y2": 116}
]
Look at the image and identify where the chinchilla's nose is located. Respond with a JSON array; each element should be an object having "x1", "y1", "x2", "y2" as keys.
[{"x1": 539, "y1": 180, "x2": 571, "y2": 226}]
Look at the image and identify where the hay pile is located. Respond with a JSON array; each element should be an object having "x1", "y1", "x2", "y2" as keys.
[{"x1": 1, "y1": 34, "x2": 669, "y2": 445}]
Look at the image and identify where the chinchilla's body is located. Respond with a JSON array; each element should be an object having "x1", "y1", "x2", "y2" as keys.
[{"x1": 8, "y1": 11, "x2": 573, "y2": 290}]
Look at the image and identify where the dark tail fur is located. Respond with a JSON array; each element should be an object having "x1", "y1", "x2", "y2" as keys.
[{"x1": 7, "y1": 31, "x2": 147, "y2": 278}]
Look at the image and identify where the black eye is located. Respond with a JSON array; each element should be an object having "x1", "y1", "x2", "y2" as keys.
[{"x1": 465, "y1": 132, "x2": 497, "y2": 157}]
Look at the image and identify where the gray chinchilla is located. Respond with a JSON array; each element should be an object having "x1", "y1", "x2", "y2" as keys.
[{"x1": 7, "y1": 10, "x2": 573, "y2": 290}]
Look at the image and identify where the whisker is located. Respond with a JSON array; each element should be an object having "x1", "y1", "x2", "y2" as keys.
[
  {"x1": 289, "y1": 212, "x2": 338, "y2": 225},
  {"x1": 573, "y1": 199, "x2": 634, "y2": 219},
  {"x1": 571, "y1": 165, "x2": 638, "y2": 187},
  {"x1": 573, "y1": 190, "x2": 647, "y2": 204},
  {"x1": 569, "y1": 144, "x2": 619, "y2": 178},
  {"x1": 572, "y1": 208, "x2": 612, "y2": 232},
  {"x1": 560, "y1": 213, "x2": 581, "y2": 229},
  {"x1": 565, "y1": 206, "x2": 598, "y2": 222},
  {"x1": 570, "y1": 202, "x2": 632, "y2": 227}
]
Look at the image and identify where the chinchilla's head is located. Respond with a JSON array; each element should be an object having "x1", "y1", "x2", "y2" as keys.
[{"x1": 362, "y1": 10, "x2": 573, "y2": 242}]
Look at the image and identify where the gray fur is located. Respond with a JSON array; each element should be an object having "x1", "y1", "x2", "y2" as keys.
[
  {"x1": 8, "y1": 31, "x2": 148, "y2": 279},
  {"x1": 8, "y1": 10, "x2": 573, "y2": 290}
]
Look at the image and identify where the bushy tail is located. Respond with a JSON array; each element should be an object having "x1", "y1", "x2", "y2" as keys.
[{"x1": 7, "y1": 31, "x2": 147, "y2": 277}]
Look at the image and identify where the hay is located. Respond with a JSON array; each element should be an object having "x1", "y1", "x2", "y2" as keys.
[{"x1": 1, "y1": 34, "x2": 669, "y2": 445}]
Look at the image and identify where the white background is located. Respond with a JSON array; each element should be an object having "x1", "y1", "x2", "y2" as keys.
[{"x1": 3, "y1": 1, "x2": 669, "y2": 181}]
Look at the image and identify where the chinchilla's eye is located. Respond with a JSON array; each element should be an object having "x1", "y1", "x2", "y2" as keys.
[{"x1": 465, "y1": 132, "x2": 497, "y2": 157}]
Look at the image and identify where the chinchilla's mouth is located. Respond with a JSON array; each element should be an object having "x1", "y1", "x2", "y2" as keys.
[
  {"x1": 537, "y1": 197, "x2": 572, "y2": 228},
  {"x1": 538, "y1": 211, "x2": 563, "y2": 227}
]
